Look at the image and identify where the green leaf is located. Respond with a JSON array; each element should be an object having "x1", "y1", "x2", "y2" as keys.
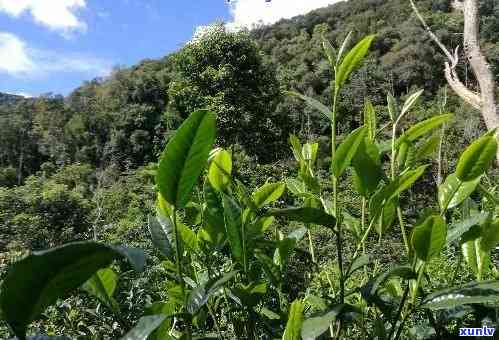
[
  {"x1": 438, "y1": 173, "x2": 481, "y2": 211},
  {"x1": 421, "y1": 281, "x2": 499, "y2": 310},
  {"x1": 178, "y1": 222, "x2": 198, "y2": 251},
  {"x1": 479, "y1": 219, "x2": 499, "y2": 252},
  {"x1": 415, "y1": 133, "x2": 441, "y2": 160},
  {"x1": 461, "y1": 219, "x2": 499, "y2": 280},
  {"x1": 157, "y1": 109, "x2": 217, "y2": 208},
  {"x1": 352, "y1": 138, "x2": 383, "y2": 197},
  {"x1": 274, "y1": 237, "x2": 298, "y2": 267},
  {"x1": 287, "y1": 91, "x2": 332, "y2": 122},
  {"x1": 203, "y1": 180, "x2": 225, "y2": 235},
  {"x1": 252, "y1": 182, "x2": 286, "y2": 208},
  {"x1": 364, "y1": 99, "x2": 376, "y2": 141},
  {"x1": 222, "y1": 194, "x2": 243, "y2": 262},
  {"x1": 302, "y1": 142, "x2": 319, "y2": 164},
  {"x1": 346, "y1": 254, "x2": 371, "y2": 278},
  {"x1": 301, "y1": 309, "x2": 339, "y2": 340},
  {"x1": 82, "y1": 268, "x2": 119, "y2": 312},
  {"x1": 187, "y1": 271, "x2": 238, "y2": 314},
  {"x1": 322, "y1": 36, "x2": 336, "y2": 67},
  {"x1": 369, "y1": 165, "x2": 428, "y2": 219},
  {"x1": 286, "y1": 178, "x2": 307, "y2": 196},
  {"x1": 336, "y1": 31, "x2": 352, "y2": 66},
  {"x1": 397, "y1": 114, "x2": 453, "y2": 147},
  {"x1": 360, "y1": 266, "x2": 416, "y2": 314},
  {"x1": 144, "y1": 301, "x2": 176, "y2": 340},
  {"x1": 375, "y1": 198, "x2": 397, "y2": 236},
  {"x1": 411, "y1": 215, "x2": 447, "y2": 262},
  {"x1": 121, "y1": 315, "x2": 166, "y2": 340},
  {"x1": 446, "y1": 211, "x2": 490, "y2": 245},
  {"x1": 268, "y1": 207, "x2": 336, "y2": 227},
  {"x1": 461, "y1": 226, "x2": 482, "y2": 277},
  {"x1": 335, "y1": 35, "x2": 375, "y2": 93},
  {"x1": 362, "y1": 266, "x2": 416, "y2": 297},
  {"x1": 332, "y1": 126, "x2": 367, "y2": 177},
  {"x1": 456, "y1": 134, "x2": 497, "y2": 182},
  {"x1": 397, "y1": 140, "x2": 410, "y2": 168},
  {"x1": 255, "y1": 250, "x2": 281, "y2": 286},
  {"x1": 289, "y1": 134, "x2": 304, "y2": 163},
  {"x1": 0, "y1": 242, "x2": 145, "y2": 338},
  {"x1": 149, "y1": 215, "x2": 173, "y2": 258},
  {"x1": 387, "y1": 93, "x2": 398, "y2": 122},
  {"x1": 282, "y1": 299, "x2": 304, "y2": 340},
  {"x1": 301, "y1": 304, "x2": 359, "y2": 340},
  {"x1": 400, "y1": 89, "x2": 424, "y2": 118},
  {"x1": 208, "y1": 148, "x2": 232, "y2": 192}
]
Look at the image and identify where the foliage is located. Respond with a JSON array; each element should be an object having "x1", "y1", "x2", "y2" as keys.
[{"x1": 1, "y1": 0, "x2": 499, "y2": 338}]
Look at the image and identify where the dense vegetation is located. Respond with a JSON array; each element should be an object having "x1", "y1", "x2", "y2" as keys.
[{"x1": 1, "y1": 0, "x2": 498, "y2": 339}]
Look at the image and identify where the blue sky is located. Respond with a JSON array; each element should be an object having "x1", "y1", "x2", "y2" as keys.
[{"x1": 0, "y1": 0, "x2": 342, "y2": 97}]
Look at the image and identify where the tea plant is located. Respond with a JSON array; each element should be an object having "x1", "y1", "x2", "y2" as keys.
[{"x1": 0, "y1": 34, "x2": 498, "y2": 340}]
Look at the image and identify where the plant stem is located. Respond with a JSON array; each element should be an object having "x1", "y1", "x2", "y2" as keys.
[
  {"x1": 172, "y1": 208, "x2": 190, "y2": 338},
  {"x1": 397, "y1": 207, "x2": 409, "y2": 255},
  {"x1": 307, "y1": 228, "x2": 316, "y2": 263},
  {"x1": 242, "y1": 219, "x2": 247, "y2": 273},
  {"x1": 332, "y1": 89, "x2": 338, "y2": 214},
  {"x1": 388, "y1": 283, "x2": 410, "y2": 340},
  {"x1": 331, "y1": 84, "x2": 344, "y2": 339},
  {"x1": 391, "y1": 123, "x2": 410, "y2": 255},
  {"x1": 353, "y1": 218, "x2": 376, "y2": 259},
  {"x1": 361, "y1": 198, "x2": 367, "y2": 279},
  {"x1": 336, "y1": 230, "x2": 345, "y2": 305}
]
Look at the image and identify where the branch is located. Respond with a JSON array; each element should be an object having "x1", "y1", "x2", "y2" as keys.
[
  {"x1": 462, "y1": 0, "x2": 498, "y2": 132},
  {"x1": 410, "y1": 0, "x2": 482, "y2": 110}
]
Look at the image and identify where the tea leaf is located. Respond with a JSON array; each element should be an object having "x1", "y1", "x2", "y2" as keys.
[
  {"x1": 82, "y1": 268, "x2": 119, "y2": 312},
  {"x1": 252, "y1": 182, "x2": 286, "y2": 208},
  {"x1": 446, "y1": 211, "x2": 490, "y2": 245},
  {"x1": 332, "y1": 126, "x2": 367, "y2": 177},
  {"x1": 352, "y1": 138, "x2": 383, "y2": 197},
  {"x1": 400, "y1": 89, "x2": 424, "y2": 118},
  {"x1": 268, "y1": 207, "x2": 336, "y2": 228},
  {"x1": 398, "y1": 114, "x2": 452, "y2": 145},
  {"x1": 208, "y1": 148, "x2": 232, "y2": 192},
  {"x1": 364, "y1": 99, "x2": 376, "y2": 141},
  {"x1": 187, "y1": 271, "x2": 238, "y2": 314},
  {"x1": 121, "y1": 315, "x2": 166, "y2": 340},
  {"x1": 157, "y1": 109, "x2": 217, "y2": 208},
  {"x1": 282, "y1": 299, "x2": 304, "y2": 340},
  {"x1": 411, "y1": 215, "x2": 447, "y2": 262},
  {"x1": 0, "y1": 242, "x2": 145, "y2": 338},
  {"x1": 335, "y1": 35, "x2": 375, "y2": 93},
  {"x1": 222, "y1": 194, "x2": 243, "y2": 263},
  {"x1": 456, "y1": 133, "x2": 497, "y2": 181},
  {"x1": 421, "y1": 281, "x2": 499, "y2": 310},
  {"x1": 438, "y1": 173, "x2": 480, "y2": 211}
]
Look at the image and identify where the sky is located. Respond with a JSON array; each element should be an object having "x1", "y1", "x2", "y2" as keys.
[{"x1": 0, "y1": 0, "x2": 343, "y2": 97}]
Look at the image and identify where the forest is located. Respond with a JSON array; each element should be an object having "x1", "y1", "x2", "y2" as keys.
[{"x1": 0, "y1": 0, "x2": 499, "y2": 338}]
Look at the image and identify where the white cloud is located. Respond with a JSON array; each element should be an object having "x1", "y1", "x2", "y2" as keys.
[
  {"x1": 6, "y1": 91, "x2": 34, "y2": 98},
  {"x1": 0, "y1": 32, "x2": 35, "y2": 75},
  {"x1": 227, "y1": 0, "x2": 344, "y2": 29},
  {"x1": 0, "y1": 32, "x2": 112, "y2": 78},
  {"x1": 0, "y1": 0, "x2": 87, "y2": 34}
]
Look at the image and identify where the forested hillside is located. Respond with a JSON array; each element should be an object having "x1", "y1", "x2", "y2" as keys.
[{"x1": 1, "y1": 0, "x2": 499, "y2": 338}]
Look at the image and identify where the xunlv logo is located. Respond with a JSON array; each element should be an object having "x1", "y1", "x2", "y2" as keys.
[{"x1": 459, "y1": 326, "x2": 495, "y2": 337}]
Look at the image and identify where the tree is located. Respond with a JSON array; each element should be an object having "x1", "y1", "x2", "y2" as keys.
[
  {"x1": 168, "y1": 24, "x2": 285, "y2": 162},
  {"x1": 410, "y1": 0, "x2": 499, "y2": 164}
]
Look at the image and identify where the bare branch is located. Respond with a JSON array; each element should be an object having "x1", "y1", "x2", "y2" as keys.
[
  {"x1": 410, "y1": 0, "x2": 481, "y2": 110},
  {"x1": 409, "y1": 0, "x2": 455, "y2": 63}
]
